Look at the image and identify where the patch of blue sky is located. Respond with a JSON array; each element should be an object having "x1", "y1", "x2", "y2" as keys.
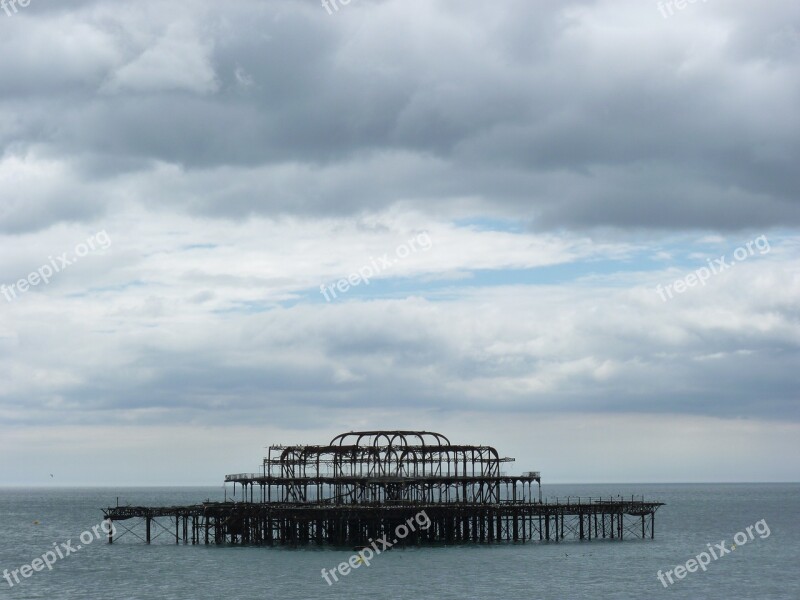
[
  {"x1": 212, "y1": 300, "x2": 278, "y2": 315},
  {"x1": 182, "y1": 243, "x2": 218, "y2": 251},
  {"x1": 451, "y1": 216, "x2": 527, "y2": 233},
  {"x1": 289, "y1": 257, "x2": 661, "y2": 306},
  {"x1": 254, "y1": 231, "x2": 793, "y2": 309},
  {"x1": 67, "y1": 280, "x2": 150, "y2": 297}
]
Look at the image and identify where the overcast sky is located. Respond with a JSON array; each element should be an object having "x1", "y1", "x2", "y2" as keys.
[{"x1": 1, "y1": 0, "x2": 798, "y2": 485}]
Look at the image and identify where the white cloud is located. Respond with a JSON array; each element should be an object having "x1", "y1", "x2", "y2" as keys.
[{"x1": 102, "y1": 22, "x2": 218, "y2": 94}]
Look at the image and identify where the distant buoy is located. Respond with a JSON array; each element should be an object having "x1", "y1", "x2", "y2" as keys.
[{"x1": 33, "y1": 520, "x2": 40, "y2": 525}]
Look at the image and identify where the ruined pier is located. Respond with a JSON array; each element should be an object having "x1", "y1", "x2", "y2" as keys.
[{"x1": 103, "y1": 430, "x2": 663, "y2": 546}]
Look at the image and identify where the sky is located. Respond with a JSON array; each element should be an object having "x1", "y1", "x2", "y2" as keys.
[{"x1": 0, "y1": 0, "x2": 798, "y2": 485}]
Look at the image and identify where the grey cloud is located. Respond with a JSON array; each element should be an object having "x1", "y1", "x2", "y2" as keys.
[{"x1": 0, "y1": 0, "x2": 798, "y2": 232}]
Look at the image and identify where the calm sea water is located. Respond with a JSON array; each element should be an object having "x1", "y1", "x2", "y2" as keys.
[{"x1": 0, "y1": 484, "x2": 798, "y2": 599}]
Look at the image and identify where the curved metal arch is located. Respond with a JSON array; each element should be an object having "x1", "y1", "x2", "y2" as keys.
[{"x1": 329, "y1": 430, "x2": 451, "y2": 447}]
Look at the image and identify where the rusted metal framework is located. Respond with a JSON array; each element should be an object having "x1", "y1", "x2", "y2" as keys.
[
  {"x1": 227, "y1": 430, "x2": 539, "y2": 506},
  {"x1": 103, "y1": 430, "x2": 663, "y2": 546}
]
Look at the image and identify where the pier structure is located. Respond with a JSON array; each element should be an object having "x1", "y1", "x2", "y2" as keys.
[{"x1": 103, "y1": 430, "x2": 663, "y2": 546}]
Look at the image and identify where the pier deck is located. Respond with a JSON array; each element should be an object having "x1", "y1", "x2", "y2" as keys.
[{"x1": 104, "y1": 497, "x2": 663, "y2": 545}]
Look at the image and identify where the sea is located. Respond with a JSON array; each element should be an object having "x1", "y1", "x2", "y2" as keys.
[{"x1": 0, "y1": 483, "x2": 798, "y2": 599}]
